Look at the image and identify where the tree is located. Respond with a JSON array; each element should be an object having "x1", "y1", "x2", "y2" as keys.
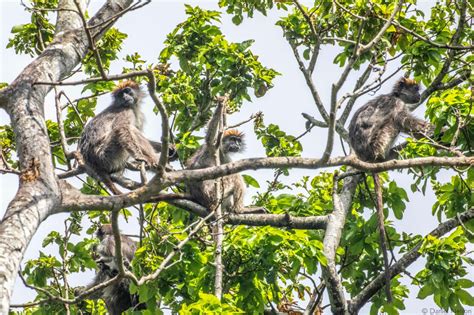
[{"x1": 0, "y1": 0, "x2": 472, "y2": 314}]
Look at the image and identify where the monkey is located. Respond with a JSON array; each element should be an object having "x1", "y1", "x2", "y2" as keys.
[
  {"x1": 185, "y1": 97, "x2": 262, "y2": 214},
  {"x1": 348, "y1": 77, "x2": 434, "y2": 302},
  {"x1": 76, "y1": 224, "x2": 144, "y2": 315},
  {"x1": 78, "y1": 80, "x2": 176, "y2": 194},
  {"x1": 349, "y1": 77, "x2": 433, "y2": 162}
]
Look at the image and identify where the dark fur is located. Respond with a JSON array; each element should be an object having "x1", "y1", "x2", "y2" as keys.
[
  {"x1": 78, "y1": 81, "x2": 176, "y2": 193},
  {"x1": 348, "y1": 78, "x2": 434, "y2": 302},
  {"x1": 185, "y1": 99, "x2": 248, "y2": 213},
  {"x1": 187, "y1": 131, "x2": 246, "y2": 213},
  {"x1": 78, "y1": 224, "x2": 144, "y2": 315},
  {"x1": 349, "y1": 78, "x2": 433, "y2": 161}
]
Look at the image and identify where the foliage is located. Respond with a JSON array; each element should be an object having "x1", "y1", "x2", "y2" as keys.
[
  {"x1": 2, "y1": 0, "x2": 472, "y2": 314},
  {"x1": 7, "y1": 0, "x2": 58, "y2": 56},
  {"x1": 155, "y1": 5, "x2": 279, "y2": 161},
  {"x1": 415, "y1": 228, "x2": 474, "y2": 313}
]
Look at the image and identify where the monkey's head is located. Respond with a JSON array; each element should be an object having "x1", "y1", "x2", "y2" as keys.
[
  {"x1": 96, "y1": 224, "x2": 113, "y2": 240},
  {"x1": 392, "y1": 77, "x2": 421, "y2": 104},
  {"x1": 112, "y1": 81, "x2": 142, "y2": 107},
  {"x1": 222, "y1": 129, "x2": 245, "y2": 154}
]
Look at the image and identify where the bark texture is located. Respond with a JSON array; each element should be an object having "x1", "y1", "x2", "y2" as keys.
[{"x1": 0, "y1": 0, "x2": 133, "y2": 311}]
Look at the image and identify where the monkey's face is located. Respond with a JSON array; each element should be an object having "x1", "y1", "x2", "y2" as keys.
[
  {"x1": 116, "y1": 87, "x2": 140, "y2": 107},
  {"x1": 400, "y1": 84, "x2": 421, "y2": 104},
  {"x1": 223, "y1": 135, "x2": 244, "y2": 153}
]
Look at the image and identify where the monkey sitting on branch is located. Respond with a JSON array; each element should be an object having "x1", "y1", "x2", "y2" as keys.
[
  {"x1": 78, "y1": 80, "x2": 176, "y2": 194},
  {"x1": 76, "y1": 224, "x2": 144, "y2": 315},
  {"x1": 186, "y1": 96, "x2": 264, "y2": 214},
  {"x1": 348, "y1": 77, "x2": 434, "y2": 302}
]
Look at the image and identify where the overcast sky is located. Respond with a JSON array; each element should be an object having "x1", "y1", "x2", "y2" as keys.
[{"x1": 0, "y1": 1, "x2": 467, "y2": 313}]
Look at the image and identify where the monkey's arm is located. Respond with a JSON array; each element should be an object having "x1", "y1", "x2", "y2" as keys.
[
  {"x1": 148, "y1": 140, "x2": 178, "y2": 161},
  {"x1": 74, "y1": 271, "x2": 106, "y2": 300},
  {"x1": 397, "y1": 110, "x2": 434, "y2": 139}
]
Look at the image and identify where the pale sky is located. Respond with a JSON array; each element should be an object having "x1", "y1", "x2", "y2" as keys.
[{"x1": 0, "y1": 0, "x2": 466, "y2": 313}]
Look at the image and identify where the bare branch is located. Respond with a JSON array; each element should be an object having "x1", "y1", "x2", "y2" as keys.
[
  {"x1": 110, "y1": 209, "x2": 139, "y2": 285},
  {"x1": 146, "y1": 69, "x2": 170, "y2": 169},
  {"x1": 165, "y1": 155, "x2": 474, "y2": 184},
  {"x1": 35, "y1": 70, "x2": 149, "y2": 86},
  {"x1": 288, "y1": 40, "x2": 329, "y2": 122},
  {"x1": 292, "y1": 0, "x2": 321, "y2": 74},
  {"x1": 226, "y1": 112, "x2": 262, "y2": 129},
  {"x1": 332, "y1": 0, "x2": 367, "y2": 21},
  {"x1": 53, "y1": 86, "x2": 72, "y2": 169},
  {"x1": 55, "y1": 0, "x2": 83, "y2": 33},
  {"x1": 214, "y1": 191, "x2": 224, "y2": 300},
  {"x1": 13, "y1": 267, "x2": 122, "y2": 308},
  {"x1": 385, "y1": 19, "x2": 473, "y2": 51},
  {"x1": 322, "y1": 172, "x2": 361, "y2": 314},
  {"x1": 358, "y1": 0, "x2": 403, "y2": 55}
]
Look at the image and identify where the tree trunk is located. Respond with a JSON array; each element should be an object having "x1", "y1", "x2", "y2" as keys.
[{"x1": 0, "y1": 0, "x2": 133, "y2": 311}]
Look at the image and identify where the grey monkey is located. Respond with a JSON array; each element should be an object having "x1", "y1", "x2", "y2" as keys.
[
  {"x1": 349, "y1": 77, "x2": 433, "y2": 162},
  {"x1": 76, "y1": 224, "x2": 144, "y2": 315},
  {"x1": 348, "y1": 77, "x2": 433, "y2": 302},
  {"x1": 185, "y1": 98, "x2": 251, "y2": 213},
  {"x1": 78, "y1": 80, "x2": 175, "y2": 194}
]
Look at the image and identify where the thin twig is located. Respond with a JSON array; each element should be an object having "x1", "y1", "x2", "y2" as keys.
[
  {"x1": 53, "y1": 85, "x2": 72, "y2": 169},
  {"x1": 73, "y1": 0, "x2": 107, "y2": 79},
  {"x1": 135, "y1": 212, "x2": 213, "y2": 285},
  {"x1": 35, "y1": 70, "x2": 149, "y2": 86}
]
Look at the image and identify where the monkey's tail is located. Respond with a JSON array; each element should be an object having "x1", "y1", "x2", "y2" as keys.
[{"x1": 373, "y1": 172, "x2": 393, "y2": 303}]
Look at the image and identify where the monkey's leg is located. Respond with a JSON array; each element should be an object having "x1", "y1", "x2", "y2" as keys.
[
  {"x1": 117, "y1": 127, "x2": 158, "y2": 167},
  {"x1": 102, "y1": 175, "x2": 123, "y2": 195},
  {"x1": 373, "y1": 172, "x2": 393, "y2": 303},
  {"x1": 110, "y1": 173, "x2": 142, "y2": 190}
]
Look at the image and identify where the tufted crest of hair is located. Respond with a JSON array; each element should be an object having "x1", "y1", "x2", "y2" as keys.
[
  {"x1": 224, "y1": 129, "x2": 244, "y2": 138},
  {"x1": 112, "y1": 80, "x2": 140, "y2": 95},
  {"x1": 392, "y1": 77, "x2": 419, "y2": 96}
]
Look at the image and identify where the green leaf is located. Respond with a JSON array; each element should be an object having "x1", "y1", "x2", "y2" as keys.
[
  {"x1": 417, "y1": 284, "x2": 434, "y2": 299},
  {"x1": 457, "y1": 279, "x2": 474, "y2": 289},
  {"x1": 242, "y1": 174, "x2": 260, "y2": 188},
  {"x1": 457, "y1": 289, "x2": 474, "y2": 306}
]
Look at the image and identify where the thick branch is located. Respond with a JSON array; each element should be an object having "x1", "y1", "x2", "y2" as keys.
[
  {"x1": 0, "y1": 1, "x2": 134, "y2": 311},
  {"x1": 322, "y1": 173, "x2": 361, "y2": 314},
  {"x1": 165, "y1": 155, "x2": 473, "y2": 184},
  {"x1": 58, "y1": 155, "x2": 473, "y2": 214}
]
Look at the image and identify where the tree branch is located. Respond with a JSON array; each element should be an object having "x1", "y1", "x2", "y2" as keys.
[
  {"x1": 164, "y1": 155, "x2": 473, "y2": 184},
  {"x1": 146, "y1": 69, "x2": 170, "y2": 169},
  {"x1": 0, "y1": 1, "x2": 135, "y2": 311},
  {"x1": 322, "y1": 173, "x2": 361, "y2": 314}
]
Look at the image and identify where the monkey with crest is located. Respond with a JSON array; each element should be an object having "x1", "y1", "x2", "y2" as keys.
[
  {"x1": 348, "y1": 77, "x2": 434, "y2": 302},
  {"x1": 186, "y1": 96, "x2": 263, "y2": 214},
  {"x1": 78, "y1": 80, "x2": 176, "y2": 194}
]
